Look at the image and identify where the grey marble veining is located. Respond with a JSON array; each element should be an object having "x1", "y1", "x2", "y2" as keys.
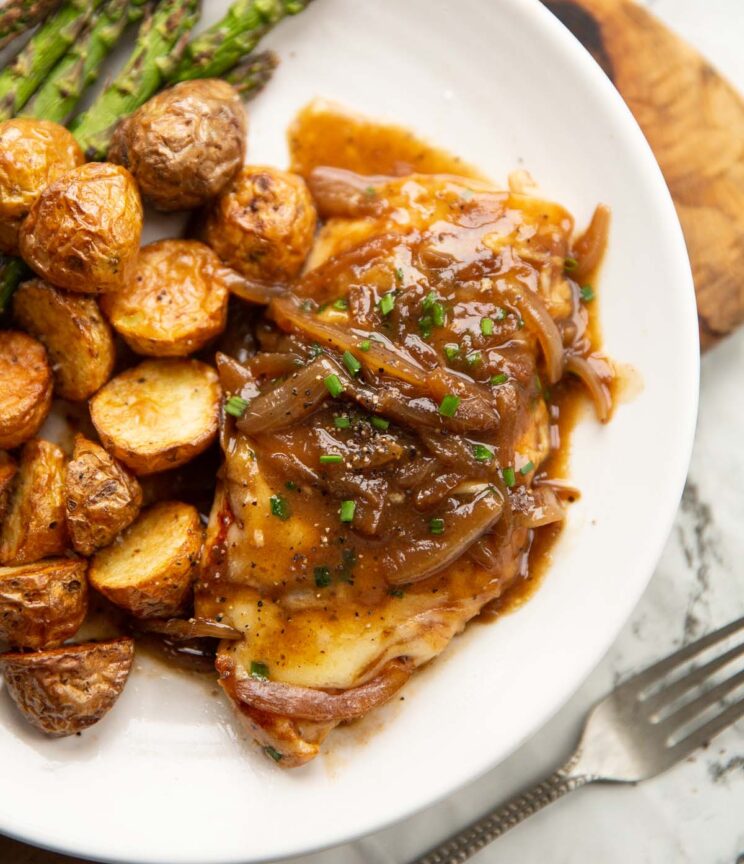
[{"x1": 282, "y1": 2, "x2": 744, "y2": 861}]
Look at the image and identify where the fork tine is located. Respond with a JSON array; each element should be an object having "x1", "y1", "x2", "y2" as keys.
[
  {"x1": 642, "y1": 639, "x2": 744, "y2": 716},
  {"x1": 667, "y1": 694, "x2": 744, "y2": 762},
  {"x1": 623, "y1": 615, "x2": 744, "y2": 694},
  {"x1": 660, "y1": 667, "x2": 744, "y2": 736}
]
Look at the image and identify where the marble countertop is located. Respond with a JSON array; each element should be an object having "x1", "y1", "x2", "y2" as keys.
[{"x1": 2, "y1": 2, "x2": 743, "y2": 863}]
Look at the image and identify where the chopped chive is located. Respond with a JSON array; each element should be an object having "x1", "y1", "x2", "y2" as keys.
[
  {"x1": 480, "y1": 317, "x2": 494, "y2": 336},
  {"x1": 371, "y1": 416, "x2": 390, "y2": 431},
  {"x1": 334, "y1": 416, "x2": 351, "y2": 429},
  {"x1": 320, "y1": 453, "x2": 343, "y2": 465},
  {"x1": 394, "y1": 267, "x2": 404, "y2": 282},
  {"x1": 520, "y1": 460, "x2": 535, "y2": 475},
  {"x1": 250, "y1": 661, "x2": 269, "y2": 680},
  {"x1": 444, "y1": 343, "x2": 460, "y2": 361},
  {"x1": 564, "y1": 257, "x2": 578, "y2": 272},
  {"x1": 494, "y1": 307, "x2": 507, "y2": 321},
  {"x1": 314, "y1": 566, "x2": 332, "y2": 587},
  {"x1": 517, "y1": 317, "x2": 525, "y2": 329},
  {"x1": 438, "y1": 394, "x2": 460, "y2": 417},
  {"x1": 324, "y1": 373, "x2": 344, "y2": 397},
  {"x1": 422, "y1": 291, "x2": 438, "y2": 310},
  {"x1": 308, "y1": 343, "x2": 324, "y2": 359},
  {"x1": 264, "y1": 746, "x2": 283, "y2": 762},
  {"x1": 467, "y1": 351, "x2": 482, "y2": 366},
  {"x1": 491, "y1": 373, "x2": 508, "y2": 386},
  {"x1": 473, "y1": 444, "x2": 494, "y2": 462},
  {"x1": 270, "y1": 494, "x2": 290, "y2": 520},
  {"x1": 285, "y1": 480, "x2": 297, "y2": 491},
  {"x1": 339, "y1": 500, "x2": 356, "y2": 523},
  {"x1": 429, "y1": 517, "x2": 445, "y2": 535},
  {"x1": 418, "y1": 315, "x2": 433, "y2": 339},
  {"x1": 359, "y1": 339, "x2": 371, "y2": 352},
  {"x1": 343, "y1": 351, "x2": 362, "y2": 376},
  {"x1": 502, "y1": 467, "x2": 516, "y2": 488},
  {"x1": 379, "y1": 293, "x2": 395, "y2": 316},
  {"x1": 224, "y1": 395, "x2": 249, "y2": 418},
  {"x1": 301, "y1": 299, "x2": 313, "y2": 312},
  {"x1": 332, "y1": 297, "x2": 349, "y2": 311},
  {"x1": 580, "y1": 284, "x2": 595, "y2": 302},
  {"x1": 431, "y1": 302, "x2": 446, "y2": 327},
  {"x1": 534, "y1": 375, "x2": 543, "y2": 396},
  {"x1": 388, "y1": 586, "x2": 405, "y2": 598}
]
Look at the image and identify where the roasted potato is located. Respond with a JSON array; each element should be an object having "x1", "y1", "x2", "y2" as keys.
[
  {"x1": 0, "y1": 331, "x2": 53, "y2": 449},
  {"x1": 0, "y1": 558, "x2": 87, "y2": 649},
  {"x1": 204, "y1": 166, "x2": 317, "y2": 285},
  {"x1": 89, "y1": 358, "x2": 220, "y2": 475},
  {"x1": 19, "y1": 162, "x2": 143, "y2": 294},
  {"x1": 109, "y1": 79, "x2": 247, "y2": 211},
  {"x1": 0, "y1": 452, "x2": 16, "y2": 523},
  {"x1": 0, "y1": 439, "x2": 67, "y2": 565},
  {"x1": 0, "y1": 637, "x2": 134, "y2": 736},
  {"x1": 89, "y1": 501, "x2": 202, "y2": 618},
  {"x1": 0, "y1": 119, "x2": 84, "y2": 255},
  {"x1": 100, "y1": 240, "x2": 229, "y2": 356},
  {"x1": 12, "y1": 279, "x2": 116, "y2": 400},
  {"x1": 65, "y1": 435, "x2": 142, "y2": 556}
]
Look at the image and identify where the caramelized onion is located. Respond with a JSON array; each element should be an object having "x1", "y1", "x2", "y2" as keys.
[
  {"x1": 512, "y1": 486, "x2": 565, "y2": 529},
  {"x1": 225, "y1": 656, "x2": 412, "y2": 722},
  {"x1": 572, "y1": 204, "x2": 611, "y2": 281},
  {"x1": 565, "y1": 354, "x2": 612, "y2": 422},
  {"x1": 138, "y1": 618, "x2": 242, "y2": 641},
  {"x1": 222, "y1": 269, "x2": 288, "y2": 304},
  {"x1": 307, "y1": 167, "x2": 388, "y2": 218},
  {"x1": 498, "y1": 285, "x2": 564, "y2": 384},
  {"x1": 385, "y1": 487, "x2": 505, "y2": 585},
  {"x1": 236, "y1": 356, "x2": 343, "y2": 434}
]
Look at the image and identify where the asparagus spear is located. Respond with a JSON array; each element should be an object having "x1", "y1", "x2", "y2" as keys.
[
  {"x1": 168, "y1": 0, "x2": 308, "y2": 83},
  {"x1": 0, "y1": 0, "x2": 60, "y2": 51},
  {"x1": 0, "y1": 0, "x2": 103, "y2": 121},
  {"x1": 22, "y1": 0, "x2": 145, "y2": 125},
  {"x1": 221, "y1": 49, "x2": 277, "y2": 99},
  {"x1": 70, "y1": 0, "x2": 200, "y2": 160}
]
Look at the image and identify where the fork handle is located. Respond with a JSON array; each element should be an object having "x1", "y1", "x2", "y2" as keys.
[{"x1": 410, "y1": 765, "x2": 591, "y2": 864}]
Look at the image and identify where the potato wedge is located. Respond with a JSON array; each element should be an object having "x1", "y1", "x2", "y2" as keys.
[
  {"x1": 89, "y1": 501, "x2": 202, "y2": 618},
  {"x1": 0, "y1": 558, "x2": 87, "y2": 649},
  {"x1": 0, "y1": 637, "x2": 134, "y2": 736},
  {"x1": 0, "y1": 331, "x2": 52, "y2": 449},
  {"x1": 100, "y1": 240, "x2": 229, "y2": 357},
  {"x1": 65, "y1": 435, "x2": 142, "y2": 556},
  {"x1": 0, "y1": 451, "x2": 17, "y2": 523},
  {"x1": 89, "y1": 359, "x2": 220, "y2": 475},
  {"x1": 0, "y1": 439, "x2": 67, "y2": 565},
  {"x1": 12, "y1": 279, "x2": 115, "y2": 401}
]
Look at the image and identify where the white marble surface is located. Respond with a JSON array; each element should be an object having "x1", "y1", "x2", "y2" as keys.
[{"x1": 281, "y1": 3, "x2": 744, "y2": 863}]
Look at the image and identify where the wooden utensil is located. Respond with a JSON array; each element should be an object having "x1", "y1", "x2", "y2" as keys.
[{"x1": 543, "y1": 0, "x2": 744, "y2": 348}]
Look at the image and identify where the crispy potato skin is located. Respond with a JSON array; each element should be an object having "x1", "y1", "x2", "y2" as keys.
[
  {"x1": 0, "y1": 558, "x2": 87, "y2": 649},
  {"x1": 0, "y1": 452, "x2": 17, "y2": 523},
  {"x1": 109, "y1": 79, "x2": 246, "y2": 212},
  {"x1": 0, "y1": 331, "x2": 53, "y2": 449},
  {"x1": 89, "y1": 501, "x2": 202, "y2": 618},
  {"x1": 65, "y1": 435, "x2": 142, "y2": 556},
  {"x1": 0, "y1": 637, "x2": 134, "y2": 736},
  {"x1": 0, "y1": 119, "x2": 84, "y2": 255},
  {"x1": 12, "y1": 279, "x2": 115, "y2": 400},
  {"x1": 19, "y1": 162, "x2": 143, "y2": 294},
  {"x1": 204, "y1": 166, "x2": 317, "y2": 284},
  {"x1": 0, "y1": 439, "x2": 67, "y2": 565},
  {"x1": 89, "y1": 359, "x2": 220, "y2": 475},
  {"x1": 101, "y1": 240, "x2": 229, "y2": 356}
]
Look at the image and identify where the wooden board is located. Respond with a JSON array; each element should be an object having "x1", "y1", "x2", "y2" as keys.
[{"x1": 543, "y1": 0, "x2": 744, "y2": 348}]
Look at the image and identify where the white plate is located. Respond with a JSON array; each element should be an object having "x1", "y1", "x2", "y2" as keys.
[{"x1": 0, "y1": 0, "x2": 699, "y2": 861}]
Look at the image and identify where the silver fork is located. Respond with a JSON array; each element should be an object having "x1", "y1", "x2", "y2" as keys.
[{"x1": 412, "y1": 614, "x2": 744, "y2": 864}]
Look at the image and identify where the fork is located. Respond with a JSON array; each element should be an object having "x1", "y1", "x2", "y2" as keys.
[{"x1": 412, "y1": 615, "x2": 744, "y2": 864}]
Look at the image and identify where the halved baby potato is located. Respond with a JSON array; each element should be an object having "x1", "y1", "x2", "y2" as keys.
[
  {"x1": 65, "y1": 435, "x2": 142, "y2": 556},
  {"x1": 89, "y1": 359, "x2": 220, "y2": 475},
  {"x1": 0, "y1": 637, "x2": 134, "y2": 736},
  {"x1": 101, "y1": 240, "x2": 229, "y2": 357},
  {"x1": 0, "y1": 558, "x2": 87, "y2": 649},
  {"x1": 0, "y1": 331, "x2": 52, "y2": 449},
  {"x1": 0, "y1": 452, "x2": 17, "y2": 523},
  {"x1": 12, "y1": 279, "x2": 116, "y2": 401},
  {"x1": 0, "y1": 439, "x2": 67, "y2": 565},
  {"x1": 89, "y1": 501, "x2": 202, "y2": 618}
]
